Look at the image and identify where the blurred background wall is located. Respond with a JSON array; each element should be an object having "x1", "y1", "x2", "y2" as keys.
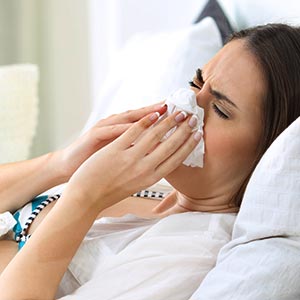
[
  {"x1": 0, "y1": 0, "x2": 91, "y2": 157},
  {"x1": 3, "y1": 0, "x2": 297, "y2": 160},
  {"x1": 0, "y1": 0, "x2": 201, "y2": 158}
]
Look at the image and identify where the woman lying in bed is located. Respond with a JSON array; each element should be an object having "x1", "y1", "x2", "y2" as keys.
[{"x1": 0, "y1": 23, "x2": 300, "y2": 300}]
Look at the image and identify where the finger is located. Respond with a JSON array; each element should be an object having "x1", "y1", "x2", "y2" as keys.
[
  {"x1": 132, "y1": 111, "x2": 189, "y2": 156},
  {"x1": 98, "y1": 102, "x2": 167, "y2": 126},
  {"x1": 94, "y1": 123, "x2": 132, "y2": 141},
  {"x1": 152, "y1": 191, "x2": 177, "y2": 214},
  {"x1": 154, "y1": 130, "x2": 202, "y2": 178},
  {"x1": 115, "y1": 111, "x2": 161, "y2": 149},
  {"x1": 143, "y1": 117, "x2": 194, "y2": 164}
]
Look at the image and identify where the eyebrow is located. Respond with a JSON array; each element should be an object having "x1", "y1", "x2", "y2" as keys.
[
  {"x1": 196, "y1": 68, "x2": 239, "y2": 110},
  {"x1": 210, "y1": 88, "x2": 239, "y2": 109}
]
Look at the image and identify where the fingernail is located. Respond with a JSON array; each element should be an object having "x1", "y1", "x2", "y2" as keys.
[
  {"x1": 188, "y1": 115, "x2": 198, "y2": 128},
  {"x1": 193, "y1": 130, "x2": 202, "y2": 142},
  {"x1": 149, "y1": 111, "x2": 160, "y2": 121},
  {"x1": 154, "y1": 103, "x2": 167, "y2": 110},
  {"x1": 175, "y1": 111, "x2": 188, "y2": 122}
]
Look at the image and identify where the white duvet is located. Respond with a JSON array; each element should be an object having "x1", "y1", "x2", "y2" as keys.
[{"x1": 58, "y1": 212, "x2": 236, "y2": 300}]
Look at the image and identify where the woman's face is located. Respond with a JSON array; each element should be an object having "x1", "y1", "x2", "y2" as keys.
[{"x1": 165, "y1": 39, "x2": 266, "y2": 208}]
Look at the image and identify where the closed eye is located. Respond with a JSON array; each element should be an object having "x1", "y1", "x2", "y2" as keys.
[{"x1": 212, "y1": 104, "x2": 229, "y2": 119}]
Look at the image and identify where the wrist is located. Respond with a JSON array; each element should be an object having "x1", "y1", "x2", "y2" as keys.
[
  {"x1": 45, "y1": 150, "x2": 71, "y2": 184},
  {"x1": 62, "y1": 183, "x2": 109, "y2": 214}
]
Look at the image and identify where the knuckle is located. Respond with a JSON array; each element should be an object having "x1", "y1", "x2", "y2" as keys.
[
  {"x1": 127, "y1": 126, "x2": 140, "y2": 139},
  {"x1": 179, "y1": 121, "x2": 193, "y2": 134},
  {"x1": 151, "y1": 130, "x2": 163, "y2": 141},
  {"x1": 186, "y1": 137, "x2": 196, "y2": 148},
  {"x1": 164, "y1": 116, "x2": 176, "y2": 127},
  {"x1": 167, "y1": 138, "x2": 180, "y2": 150},
  {"x1": 138, "y1": 117, "x2": 151, "y2": 129},
  {"x1": 133, "y1": 164, "x2": 149, "y2": 181}
]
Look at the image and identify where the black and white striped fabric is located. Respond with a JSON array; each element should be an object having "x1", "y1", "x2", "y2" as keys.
[
  {"x1": 132, "y1": 189, "x2": 169, "y2": 200},
  {"x1": 15, "y1": 194, "x2": 61, "y2": 244},
  {"x1": 15, "y1": 190, "x2": 166, "y2": 245}
]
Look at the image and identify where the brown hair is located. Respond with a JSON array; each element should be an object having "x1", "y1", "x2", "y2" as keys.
[{"x1": 228, "y1": 23, "x2": 300, "y2": 207}]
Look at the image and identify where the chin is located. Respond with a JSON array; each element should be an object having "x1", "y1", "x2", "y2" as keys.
[{"x1": 165, "y1": 163, "x2": 205, "y2": 197}]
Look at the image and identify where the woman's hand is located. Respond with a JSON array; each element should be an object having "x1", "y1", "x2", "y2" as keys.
[
  {"x1": 0, "y1": 109, "x2": 202, "y2": 300},
  {"x1": 56, "y1": 103, "x2": 167, "y2": 181},
  {"x1": 65, "y1": 109, "x2": 202, "y2": 211}
]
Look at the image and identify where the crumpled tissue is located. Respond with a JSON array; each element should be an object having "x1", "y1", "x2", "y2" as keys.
[{"x1": 164, "y1": 88, "x2": 205, "y2": 167}]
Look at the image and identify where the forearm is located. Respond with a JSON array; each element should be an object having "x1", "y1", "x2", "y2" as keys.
[
  {"x1": 0, "y1": 109, "x2": 199, "y2": 300},
  {"x1": 0, "y1": 104, "x2": 166, "y2": 215},
  {"x1": 0, "y1": 151, "x2": 67, "y2": 213},
  {"x1": 0, "y1": 187, "x2": 103, "y2": 300}
]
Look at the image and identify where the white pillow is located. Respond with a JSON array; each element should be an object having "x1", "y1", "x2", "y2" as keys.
[
  {"x1": 219, "y1": 0, "x2": 300, "y2": 30},
  {"x1": 190, "y1": 117, "x2": 300, "y2": 299},
  {"x1": 83, "y1": 17, "x2": 222, "y2": 132}
]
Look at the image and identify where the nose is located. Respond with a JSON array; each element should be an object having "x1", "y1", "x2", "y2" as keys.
[
  {"x1": 194, "y1": 86, "x2": 212, "y2": 127},
  {"x1": 195, "y1": 87, "x2": 210, "y2": 109}
]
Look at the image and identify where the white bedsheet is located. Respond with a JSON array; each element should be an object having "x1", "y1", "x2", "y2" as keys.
[{"x1": 58, "y1": 212, "x2": 236, "y2": 300}]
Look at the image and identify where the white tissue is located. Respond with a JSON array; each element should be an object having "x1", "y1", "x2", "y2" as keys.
[
  {"x1": 0, "y1": 211, "x2": 17, "y2": 237},
  {"x1": 164, "y1": 88, "x2": 205, "y2": 167}
]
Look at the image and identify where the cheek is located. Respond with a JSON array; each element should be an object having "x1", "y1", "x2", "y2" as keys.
[
  {"x1": 204, "y1": 130, "x2": 234, "y2": 166},
  {"x1": 204, "y1": 126, "x2": 259, "y2": 171}
]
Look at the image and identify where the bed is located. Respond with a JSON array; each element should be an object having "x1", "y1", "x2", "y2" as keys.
[
  {"x1": 77, "y1": 1, "x2": 300, "y2": 299},
  {"x1": 2, "y1": 0, "x2": 300, "y2": 299}
]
